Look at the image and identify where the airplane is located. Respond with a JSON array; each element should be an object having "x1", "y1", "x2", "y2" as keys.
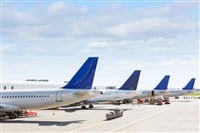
[
  {"x1": 134, "y1": 75, "x2": 170, "y2": 99},
  {"x1": 81, "y1": 70, "x2": 141, "y2": 109},
  {"x1": 0, "y1": 57, "x2": 98, "y2": 119},
  {"x1": 162, "y1": 78, "x2": 196, "y2": 98}
]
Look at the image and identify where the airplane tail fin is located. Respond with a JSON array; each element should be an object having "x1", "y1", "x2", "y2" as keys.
[
  {"x1": 62, "y1": 57, "x2": 98, "y2": 89},
  {"x1": 182, "y1": 78, "x2": 195, "y2": 90},
  {"x1": 154, "y1": 75, "x2": 170, "y2": 90},
  {"x1": 119, "y1": 70, "x2": 141, "y2": 90}
]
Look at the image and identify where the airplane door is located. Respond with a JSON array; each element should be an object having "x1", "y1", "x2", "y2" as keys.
[{"x1": 56, "y1": 90, "x2": 63, "y2": 102}]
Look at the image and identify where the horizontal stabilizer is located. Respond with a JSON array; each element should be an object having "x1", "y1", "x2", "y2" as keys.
[
  {"x1": 154, "y1": 75, "x2": 170, "y2": 90},
  {"x1": 119, "y1": 70, "x2": 141, "y2": 90},
  {"x1": 182, "y1": 78, "x2": 195, "y2": 90},
  {"x1": 63, "y1": 57, "x2": 98, "y2": 89}
]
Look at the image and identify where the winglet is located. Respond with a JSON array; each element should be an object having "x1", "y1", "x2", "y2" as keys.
[
  {"x1": 154, "y1": 75, "x2": 170, "y2": 90},
  {"x1": 62, "y1": 57, "x2": 98, "y2": 89},
  {"x1": 182, "y1": 78, "x2": 195, "y2": 90},
  {"x1": 119, "y1": 70, "x2": 141, "y2": 90}
]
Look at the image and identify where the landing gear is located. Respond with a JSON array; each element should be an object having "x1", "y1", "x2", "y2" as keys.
[
  {"x1": 81, "y1": 105, "x2": 87, "y2": 109},
  {"x1": 7, "y1": 112, "x2": 18, "y2": 119},
  {"x1": 122, "y1": 99, "x2": 132, "y2": 104},
  {"x1": 89, "y1": 104, "x2": 94, "y2": 109},
  {"x1": 81, "y1": 103, "x2": 94, "y2": 109},
  {"x1": 6, "y1": 111, "x2": 23, "y2": 119}
]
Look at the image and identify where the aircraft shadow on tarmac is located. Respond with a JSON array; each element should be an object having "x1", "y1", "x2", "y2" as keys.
[
  {"x1": 61, "y1": 107, "x2": 132, "y2": 112},
  {"x1": 0, "y1": 119, "x2": 85, "y2": 126},
  {"x1": 60, "y1": 107, "x2": 84, "y2": 112}
]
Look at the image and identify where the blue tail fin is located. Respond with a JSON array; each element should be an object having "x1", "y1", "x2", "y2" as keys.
[
  {"x1": 182, "y1": 78, "x2": 195, "y2": 90},
  {"x1": 119, "y1": 70, "x2": 141, "y2": 90},
  {"x1": 154, "y1": 75, "x2": 170, "y2": 90},
  {"x1": 62, "y1": 57, "x2": 98, "y2": 89}
]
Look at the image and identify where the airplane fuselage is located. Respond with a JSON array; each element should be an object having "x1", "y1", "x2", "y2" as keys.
[
  {"x1": 133, "y1": 90, "x2": 168, "y2": 99},
  {"x1": 162, "y1": 90, "x2": 196, "y2": 97},
  {"x1": 0, "y1": 88, "x2": 92, "y2": 112},
  {"x1": 89, "y1": 89, "x2": 138, "y2": 102}
]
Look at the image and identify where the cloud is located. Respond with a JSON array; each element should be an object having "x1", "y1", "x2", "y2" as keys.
[
  {"x1": 105, "y1": 18, "x2": 198, "y2": 38},
  {"x1": 2, "y1": 2, "x2": 198, "y2": 41},
  {"x1": 159, "y1": 59, "x2": 198, "y2": 66},
  {"x1": 2, "y1": 43, "x2": 17, "y2": 51},
  {"x1": 48, "y1": 2, "x2": 88, "y2": 15},
  {"x1": 2, "y1": 2, "x2": 199, "y2": 87},
  {"x1": 140, "y1": 2, "x2": 198, "y2": 17}
]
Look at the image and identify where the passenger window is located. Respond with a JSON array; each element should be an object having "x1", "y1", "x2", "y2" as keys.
[
  {"x1": 11, "y1": 86, "x2": 14, "y2": 90},
  {"x1": 4, "y1": 86, "x2": 6, "y2": 90}
]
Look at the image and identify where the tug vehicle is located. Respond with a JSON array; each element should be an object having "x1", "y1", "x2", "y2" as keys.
[{"x1": 106, "y1": 108, "x2": 123, "y2": 120}]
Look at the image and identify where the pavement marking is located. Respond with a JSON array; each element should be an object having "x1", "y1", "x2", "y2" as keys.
[
  {"x1": 72, "y1": 105, "x2": 156, "y2": 132},
  {"x1": 110, "y1": 108, "x2": 171, "y2": 132}
]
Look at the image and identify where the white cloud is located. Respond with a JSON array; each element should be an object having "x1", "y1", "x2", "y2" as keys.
[
  {"x1": 88, "y1": 40, "x2": 110, "y2": 48},
  {"x1": 105, "y1": 18, "x2": 197, "y2": 38},
  {"x1": 48, "y1": 2, "x2": 88, "y2": 15},
  {"x1": 159, "y1": 59, "x2": 198, "y2": 66},
  {"x1": 2, "y1": 43, "x2": 17, "y2": 52},
  {"x1": 48, "y1": 2, "x2": 66, "y2": 14},
  {"x1": 139, "y1": 2, "x2": 198, "y2": 18},
  {"x1": 2, "y1": 2, "x2": 199, "y2": 88},
  {"x1": 3, "y1": 2, "x2": 198, "y2": 41},
  {"x1": 80, "y1": 48, "x2": 92, "y2": 54}
]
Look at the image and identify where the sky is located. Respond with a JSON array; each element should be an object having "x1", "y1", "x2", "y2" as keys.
[{"x1": 1, "y1": 0, "x2": 199, "y2": 90}]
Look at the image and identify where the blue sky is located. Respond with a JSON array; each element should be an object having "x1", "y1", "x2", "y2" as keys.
[{"x1": 1, "y1": 1, "x2": 199, "y2": 89}]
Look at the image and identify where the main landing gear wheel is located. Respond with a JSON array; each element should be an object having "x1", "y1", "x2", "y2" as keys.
[
  {"x1": 89, "y1": 104, "x2": 94, "y2": 109},
  {"x1": 81, "y1": 105, "x2": 87, "y2": 109},
  {"x1": 7, "y1": 112, "x2": 18, "y2": 119}
]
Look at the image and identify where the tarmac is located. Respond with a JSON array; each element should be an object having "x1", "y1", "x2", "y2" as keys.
[{"x1": 0, "y1": 98, "x2": 199, "y2": 132}]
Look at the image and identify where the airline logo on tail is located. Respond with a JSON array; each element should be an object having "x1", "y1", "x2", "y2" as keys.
[
  {"x1": 62, "y1": 57, "x2": 98, "y2": 89},
  {"x1": 119, "y1": 70, "x2": 141, "y2": 90}
]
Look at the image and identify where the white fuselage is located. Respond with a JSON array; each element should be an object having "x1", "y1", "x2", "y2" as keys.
[
  {"x1": 89, "y1": 89, "x2": 138, "y2": 102},
  {"x1": 0, "y1": 82, "x2": 93, "y2": 112},
  {"x1": 132, "y1": 90, "x2": 168, "y2": 99},
  {"x1": 162, "y1": 89, "x2": 196, "y2": 97},
  {"x1": 134, "y1": 89, "x2": 196, "y2": 99}
]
